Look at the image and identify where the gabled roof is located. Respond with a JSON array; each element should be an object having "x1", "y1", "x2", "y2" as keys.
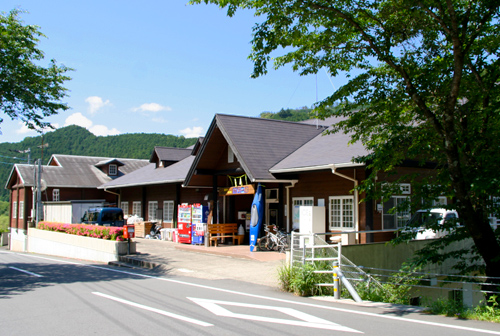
[
  {"x1": 5, "y1": 154, "x2": 149, "y2": 189},
  {"x1": 99, "y1": 155, "x2": 195, "y2": 189},
  {"x1": 94, "y1": 158, "x2": 125, "y2": 167},
  {"x1": 149, "y1": 147, "x2": 192, "y2": 163},
  {"x1": 270, "y1": 117, "x2": 369, "y2": 173},
  {"x1": 184, "y1": 114, "x2": 326, "y2": 185}
]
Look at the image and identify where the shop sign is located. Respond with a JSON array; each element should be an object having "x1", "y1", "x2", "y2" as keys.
[{"x1": 220, "y1": 184, "x2": 255, "y2": 196}]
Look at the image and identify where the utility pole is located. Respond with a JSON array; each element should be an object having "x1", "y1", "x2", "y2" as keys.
[{"x1": 35, "y1": 159, "x2": 43, "y2": 225}]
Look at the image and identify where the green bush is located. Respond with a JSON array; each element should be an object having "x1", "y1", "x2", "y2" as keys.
[{"x1": 278, "y1": 263, "x2": 334, "y2": 297}]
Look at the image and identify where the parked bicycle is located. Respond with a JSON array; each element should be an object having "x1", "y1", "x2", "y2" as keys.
[{"x1": 258, "y1": 224, "x2": 288, "y2": 253}]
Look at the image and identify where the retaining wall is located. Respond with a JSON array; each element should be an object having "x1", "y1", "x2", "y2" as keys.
[{"x1": 27, "y1": 228, "x2": 136, "y2": 263}]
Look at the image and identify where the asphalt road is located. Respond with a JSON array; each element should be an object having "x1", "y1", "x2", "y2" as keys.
[{"x1": 2, "y1": 250, "x2": 500, "y2": 336}]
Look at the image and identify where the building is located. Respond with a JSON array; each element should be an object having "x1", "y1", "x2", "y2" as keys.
[{"x1": 6, "y1": 154, "x2": 149, "y2": 250}]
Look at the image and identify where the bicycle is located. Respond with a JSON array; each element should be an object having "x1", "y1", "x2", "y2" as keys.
[{"x1": 258, "y1": 224, "x2": 289, "y2": 253}]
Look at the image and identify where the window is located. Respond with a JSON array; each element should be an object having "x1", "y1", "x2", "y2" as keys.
[
  {"x1": 383, "y1": 196, "x2": 410, "y2": 229},
  {"x1": 121, "y1": 202, "x2": 129, "y2": 216},
  {"x1": 400, "y1": 183, "x2": 411, "y2": 195},
  {"x1": 266, "y1": 189, "x2": 279, "y2": 202},
  {"x1": 329, "y1": 196, "x2": 354, "y2": 230},
  {"x1": 53, "y1": 189, "x2": 60, "y2": 202},
  {"x1": 292, "y1": 197, "x2": 314, "y2": 230},
  {"x1": 433, "y1": 196, "x2": 447, "y2": 206},
  {"x1": 12, "y1": 202, "x2": 17, "y2": 219},
  {"x1": 19, "y1": 201, "x2": 24, "y2": 219},
  {"x1": 132, "y1": 201, "x2": 141, "y2": 217},
  {"x1": 163, "y1": 200, "x2": 174, "y2": 223},
  {"x1": 109, "y1": 164, "x2": 117, "y2": 176},
  {"x1": 148, "y1": 201, "x2": 158, "y2": 220}
]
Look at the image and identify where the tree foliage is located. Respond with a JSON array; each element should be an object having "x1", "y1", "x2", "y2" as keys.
[
  {"x1": 0, "y1": 9, "x2": 71, "y2": 132},
  {"x1": 260, "y1": 106, "x2": 312, "y2": 121},
  {"x1": 192, "y1": 0, "x2": 500, "y2": 287}
]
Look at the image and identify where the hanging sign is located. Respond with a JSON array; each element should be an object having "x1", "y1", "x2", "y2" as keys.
[{"x1": 219, "y1": 184, "x2": 255, "y2": 196}]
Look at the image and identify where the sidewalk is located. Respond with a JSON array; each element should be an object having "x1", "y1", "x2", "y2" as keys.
[{"x1": 114, "y1": 238, "x2": 287, "y2": 288}]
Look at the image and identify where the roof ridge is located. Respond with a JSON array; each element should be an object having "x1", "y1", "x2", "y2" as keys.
[
  {"x1": 215, "y1": 113, "x2": 329, "y2": 128},
  {"x1": 52, "y1": 154, "x2": 149, "y2": 161}
]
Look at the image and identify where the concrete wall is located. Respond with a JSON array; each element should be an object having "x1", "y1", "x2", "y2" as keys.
[
  {"x1": 342, "y1": 239, "x2": 475, "y2": 275},
  {"x1": 27, "y1": 228, "x2": 136, "y2": 263}
]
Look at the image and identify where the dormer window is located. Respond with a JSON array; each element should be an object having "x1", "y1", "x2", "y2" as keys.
[{"x1": 109, "y1": 164, "x2": 117, "y2": 176}]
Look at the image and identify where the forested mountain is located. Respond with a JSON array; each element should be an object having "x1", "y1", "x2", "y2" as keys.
[{"x1": 0, "y1": 125, "x2": 198, "y2": 201}]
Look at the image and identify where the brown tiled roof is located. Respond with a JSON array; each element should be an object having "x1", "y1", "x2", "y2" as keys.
[
  {"x1": 149, "y1": 147, "x2": 192, "y2": 163},
  {"x1": 99, "y1": 155, "x2": 195, "y2": 189},
  {"x1": 7, "y1": 154, "x2": 149, "y2": 188},
  {"x1": 185, "y1": 114, "x2": 326, "y2": 184}
]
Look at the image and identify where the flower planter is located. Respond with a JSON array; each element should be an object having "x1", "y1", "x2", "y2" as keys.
[{"x1": 28, "y1": 228, "x2": 136, "y2": 263}]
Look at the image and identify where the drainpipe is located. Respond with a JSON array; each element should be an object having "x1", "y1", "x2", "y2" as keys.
[
  {"x1": 330, "y1": 165, "x2": 359, "y2": 234},
  {"x1": 103, "y1": 188, "x2": 121, "y2": 206},
  {"x1": 285, "y1": 180, "x2": 298, "y2": 232}
]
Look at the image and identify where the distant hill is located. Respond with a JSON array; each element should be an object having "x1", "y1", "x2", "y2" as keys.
[
  {"x1": 260, "y1": 107, "x2": 313, "y2": 121},
  {"x1": 0, "y1": 125, "x2": 198, "y2": 201}
]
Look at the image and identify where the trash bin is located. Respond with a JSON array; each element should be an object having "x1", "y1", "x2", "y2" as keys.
[{"x1": 160, "y1": 228, "x2": 168, "y2": 241}]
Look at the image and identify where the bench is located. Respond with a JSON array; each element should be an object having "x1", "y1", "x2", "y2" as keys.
[{"x1": 207, "y1": 223, "x2": 240, "y2": 247}]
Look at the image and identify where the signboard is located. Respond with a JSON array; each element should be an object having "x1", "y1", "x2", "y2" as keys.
[{"x1": 219, "y1": 185, "x2": 255, "y2": 196}]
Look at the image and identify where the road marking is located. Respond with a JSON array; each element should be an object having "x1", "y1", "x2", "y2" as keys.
[
  {"x1": 92, "y1": 292, "x2": 213, "y2": 327},
  {"x1": 9, "y1": 266, "x2": 43, "y2": 277},
  {"x1": 11, "y1": 252, "x2": 500, "y2": 335},
  {"x1": 189, "y1": 297, "x2": 362, "y2": 333}
]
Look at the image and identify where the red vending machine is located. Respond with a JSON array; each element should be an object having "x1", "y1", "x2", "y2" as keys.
[{"x1": 177, "y1": 203, "x2": 192, "y2": 244}]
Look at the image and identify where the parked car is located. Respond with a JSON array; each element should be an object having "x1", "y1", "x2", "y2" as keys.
[
  {"x1": 81, "y1": 207, "x2": 125, "y2": 227},
  {"x1": 404, "y1": 208, "x2": 459, "y2": 240}
]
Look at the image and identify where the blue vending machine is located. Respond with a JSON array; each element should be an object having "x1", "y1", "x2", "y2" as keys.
[{"x1": 191, "y1": 203, "x2": 208, "y2": 245}]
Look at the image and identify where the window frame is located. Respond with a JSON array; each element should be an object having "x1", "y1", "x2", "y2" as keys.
[
  {"x1": 328, "y1": 196, "x2": 355, "y2": 230},
  {"x1": 163, "y1": 200, "x2": 175, "y2": 223},
  {"x1": 121, "y1": 202, "x2": 129, "y2": 217},
  {"x1": 19, "y1": 201, "x2": 24, "y2": 219},
  {"x1": 53, "y1": 189, "x2": 60, "y2": 202},
  {"x1": 382, "y1": 195, "x2": 411, "y2": 230},
  {"x1": 292, "y1": 197, "x2": 314, "y2": 230},
  {"x1": 109, "y1": 164, "x2": 117, "y2": 176},
  {"x1": 13, "y1": 201, "x2": 17, "y2": 219},
  {"x1": 148, "y1": 201, "x2": 158, "y2": 221},
  {"x1": 132, "y1": 201, "x2": 141, "y2": 217}
]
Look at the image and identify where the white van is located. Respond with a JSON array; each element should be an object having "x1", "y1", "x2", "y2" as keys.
[{"x1": 405, "y1": 208, "x2": 459, "y2": 240}]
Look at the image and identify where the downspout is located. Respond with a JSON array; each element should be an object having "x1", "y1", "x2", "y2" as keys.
[
  {"x1": 103, "y1": 188, "x2": 121, "y2": 206},
  {"x1": 330, "y1": 165, "x2": 359, "y2": 233},
  {"x1": 285, "y1": 180, "x2": 298, "y2": 232}
]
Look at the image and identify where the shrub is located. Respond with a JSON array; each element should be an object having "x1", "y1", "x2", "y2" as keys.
[{"x1": 37, "y1": 221, "x2": 125, "y2": 241}]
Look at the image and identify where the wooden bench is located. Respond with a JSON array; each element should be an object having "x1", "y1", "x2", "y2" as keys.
[{"x1": 207, "y1": 223, "x2": 240, "y2": 247}]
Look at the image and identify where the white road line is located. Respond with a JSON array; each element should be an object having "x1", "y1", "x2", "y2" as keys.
[
  {"x1": 8, "y1": 266, "x2": 43, "y2": 277},
  {"x1": 189, "y1": 297, "x2": 362, "y2": 333},
  {"x1": 9, "y1": 251, "x2": 500, "y2": 335},
  {"x1": 92, "y1": 292, "x2": 213, "y2": 327}
]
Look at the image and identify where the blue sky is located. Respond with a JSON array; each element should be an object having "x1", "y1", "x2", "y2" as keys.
[{"x1": 2, "y1": 1, "x2": 342, "y2": 144}]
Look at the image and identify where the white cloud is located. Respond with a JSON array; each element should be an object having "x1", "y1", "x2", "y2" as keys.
[
  {"x1": 15, "y1": 122, "x2": 60, "y2": 135},
  {"x1": 16, "y1": 122, "x2": 34, "y2": 135},
  {"x1": 90, "y1": 125, "x2": 121, "y2": 136},
  {"x1": 134, "y1": 103, "x2": 172, "y2": 113},
  {"x1": 179, "y1": 126, "x2": 204, "y2": 138},
  {"x1": 64, "y1": 112, "x2": 121, "y2": 137},
  {"x1": 85, "y1": 96, "x2": 111, "y2": 114},
  {"x1": 65, "y1": 112, "x2": 93, "y2": 128}
]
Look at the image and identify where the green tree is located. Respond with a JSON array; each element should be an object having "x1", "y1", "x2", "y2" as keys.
[
  {"x1": 0, "y1": 9, "x2": 71, "y2": 132},
  {"x1": 192, "y1": 0, "x2": 500, "y2": 291}
]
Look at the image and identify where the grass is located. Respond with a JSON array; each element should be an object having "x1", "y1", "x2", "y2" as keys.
[{"x1": 278, "y1": 261, "x2": 500, "y2": 323}]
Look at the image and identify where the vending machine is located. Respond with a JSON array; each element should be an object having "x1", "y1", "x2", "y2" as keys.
[
  {"x1": 191, "y1": 203, "x2": 208, "y2": 245},
  {"x1": 177, "y1": 203, "x2": 192, "y2": 244}
]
